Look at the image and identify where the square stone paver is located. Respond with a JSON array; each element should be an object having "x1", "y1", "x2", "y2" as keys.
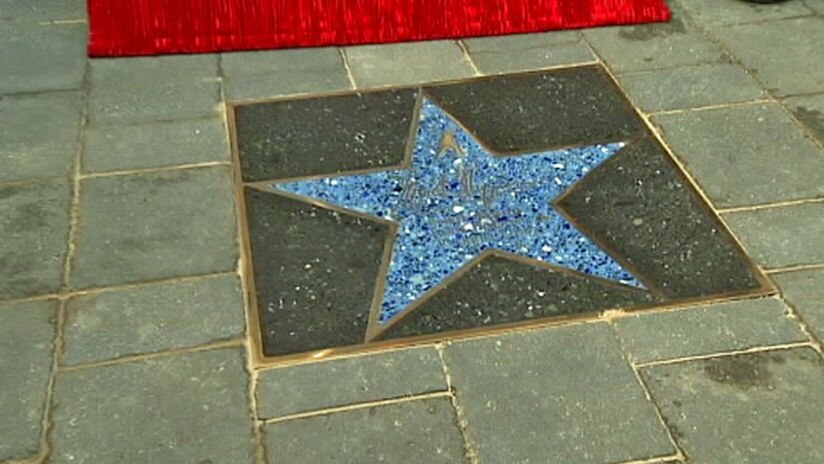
[
  {"x1": 264, "y1": 397, "x2": 468, "y2": 463},
  {"x1": 72, "y1": 167, "x2": 237, "y2": 289},
  {"x1": 677, "y1": 0, "x2": 815, "y2": 26},
  {"x1": 583, "y1": 6, "x2": 727, "y2": 73},
  {"x1": 221, "y1": 48, "x2": 351, "y2": 100},
  {"x1": 0, "y1": 299, "x2": 56, "y2": 461},
  {"x1": 773, "y1": 269, "x2": 824, "y2": 340},
  {"x1": 0, "y1": 0, "x2": 86, "y2": 21},
  {"x1": 783, "y1": 93, "x2": 824, "y2": 145},
  {"x1": 344, "y1": 40, "x2": 475, "y2": 88},
  {"x1": 0, "y1": 23, "x2": 86, "y2": 94},
  {"x1": 613, "y1": 298, "x2": 806, "y2": 363},
  {"x1": 89, "y1": 55, "x2": 220, "y2": 125},
  {"x1": 256, "y1": 347, "x2": 447, "y2": 418},
  {"x1": 63, "y1": 274, "x2": 245, "y2": 365},
  {"x1": 0, "y1": 91, "x2": 83, "y2": 182},
  {"x1": 466, "y1": 40, "x2": 595, "y2": 74},
  {"x1": 83, "y1": 117, "x2": 229, "y2": 173},
  {"x1": 653, "y1": 103, "x2": 824, "y2": 208},
  {"x1": 617, "y1": 64, "x2": 764, "y2": 113},
  {"x1": 51, "y1": 348, "x2": 255, "y2": 463},
  {"x1": 723, "y1": 202, "x2": 824, "y2": 270},
  {"x1": 642, "y1": 348, "x2": 824, "y2": 463},
  {"x1": 713, "y1": 17, "x2": 824, "y2": 97},
  {"x1": 443, "y1": 323, "x2": 675, "y2": 463},
  {"x1": 0, "y1": 180, "x2": 69, "y2": 299}
]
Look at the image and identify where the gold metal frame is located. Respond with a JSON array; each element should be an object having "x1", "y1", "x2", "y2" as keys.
[{"x1": 225, "y1": 63, "x2": 776, "y2": 369}]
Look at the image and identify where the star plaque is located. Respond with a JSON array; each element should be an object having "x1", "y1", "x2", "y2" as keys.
[{"x1": 230, "y1": 65, "x2": 772, "y2": 363}]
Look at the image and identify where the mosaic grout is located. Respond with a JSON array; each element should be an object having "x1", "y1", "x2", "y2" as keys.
[
  {"x1": 0, "y1": 86, "x2": 83, "y2": 99},
  {"x1": 260, "y1": 390, "x2": 453, "y2": 425},
  {"x1": 85, "y1": 112, "x2": 223, "y2": 129},
  {"x1": 336, "y1": 47, "x2": 358, "y2": 90},
  {"x1": 647, "y1": 98, "x2": 772, "y2": 116},
  {"x1": 436, "y1": 343, "x2": 481, "y2": 464},
  {"x1": 455, "y1": 40, "x2": 483, "y2": 77},
  {"x1": 56, "y1": 338, "x2": 246, "y2": 373},
  {"x1": 0, "y1": 271, "x2": 239, "y2": 306},
  {"x1": 31, "y1": 59, "x2": 95, "y2": 464},
  {"x1": 614, "y1": 456, "x2": 684, "y2": 464},
  {"x1": 718, "y1": 196, "x2": 824, "y2": 214},
  {"x1": 36, "y1": 19, "x2": 87, "y2": 25},
  {"x1": 765, "y1": 262, "x2": 824, "y2": 275},
  {"x1": 609, "y1": 321, "x2": 686, "y2": 459},
  {"x1": 216, "y1": 64, "x2": 270, "y2": 464},
  {"x1": 78, "y1": 160, "x2": 232, "y2": 179},
  {"x1": 632, "y1": 341, "x2": 815, "y2": 369},
  {"x1": 776, "y1": 290, "x2": 824, "y2": 354}
]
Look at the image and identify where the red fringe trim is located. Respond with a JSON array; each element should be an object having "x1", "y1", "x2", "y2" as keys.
[{"x1": 87, "y1": 0, "x2": 671, "y2": 57}]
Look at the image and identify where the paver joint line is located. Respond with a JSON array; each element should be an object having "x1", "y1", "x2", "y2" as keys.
[{"x1": 633, "y1": 341, "x2": 816, "y2": 368}]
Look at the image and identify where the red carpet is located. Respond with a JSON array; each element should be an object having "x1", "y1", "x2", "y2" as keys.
[{"x1": 87, "y1": 0, "x2": 671, "y2": 57}]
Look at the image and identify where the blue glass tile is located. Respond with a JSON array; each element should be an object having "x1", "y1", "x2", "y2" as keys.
[{"x1": 272, "y1": 98, "x2": 640, "y2": 323}]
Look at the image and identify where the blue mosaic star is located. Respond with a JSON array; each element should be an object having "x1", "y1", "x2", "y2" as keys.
[{"x1": 271, "y1": 98, "x2": 640, "y2": 324}]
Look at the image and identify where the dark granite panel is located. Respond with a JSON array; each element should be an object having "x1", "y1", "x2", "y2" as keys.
[
  {"x1": 374, "y1": 254, "x2": 658, "y2": 341},
  {"x1": 234, "y1": 89, "x2": 419, "y2": 182},
  {"x1": 424, "y1": 66, "x2": 643, "y2": 154},
  {"x1": 555, "y1": 136, "x2": 763, "y2": 299},
  {"x1": 244, "y1": 188, "x2": 388, "y2": 356}
]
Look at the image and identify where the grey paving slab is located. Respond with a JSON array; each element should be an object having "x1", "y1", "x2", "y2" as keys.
[
  {"x1": 83, "y1": 117, "x2": 229, "y2": 173},
  {"x1": 583, "y1": 10, "x2": 727, "y2": 73},
  {"x1": 677, "y1": 0, "x2": 814, "y2": 26},
  {"x1": 804, "y1": 0, "x2": 824, "y2": 14},
  {"x1": 72, "y1": 167, "x2": 237, "y2": 289},
  {"x1": 0, "y1": 0, "x2": 86, "y2": 21},
  {"x1": 467, "y1": 40, "x2": 595, "y2": 74},
  {"x1": 0, "y1": 23, "x2": 86, "y2": 94},
  {"x1": 0, "y1": 92, "x2": 82, "y2": 182},
  {"x1": 344, "y1": 40, "x2": 475, "y2": 88},
  {"x1": 773, "y1": 269, "x2": 824, "y2": 340},
  {"x1": 653, "y1": 104, "x2": 824, "y2": 208},
  {"x1": 256, "y1": 347, "x2": 447, "y2": 418},
  {"x1": 0, "y1": 299, "x2": 56, "y2": 461},
  {"x1": 89, "y1": 55, "x2": 220, "y2": 125},
  {"x1": 51, "y1": 348, "x2": 255, "y2": 464},
  {"x1": 618, "y1": 64, "x2": 764, "y2": 112},
  {"x1": 444, "y1": 323, "x2": 675, "y2": 464},
  {"x1": 784, "y1": 93, "x2": 824, "y2": 145},
  {"x1": 463, "y1": 31, "x2": 581, "y2": 51},
  {"x1": 0, "y1": 180, "x2": 69, "y2": 299},
  {"x1": 221, "y1": 48, "x2": 351, "y2": 100},
  {"x1": 64, "y1": 275, "x2": 245, "y2": 365},
  {"x1": 264, "y1": 397, "x2": 468, "y2": 463},
  {"x1": 713, "y1": 17, "x2": 824, "y2": 97},
  {"x1": 614, "y1": 298, "x2": 806, "y2": 363},
  {"x1": 723, "y1": 202, "x2": 824, "y2": 269},
  {"x1": 642, "y1": 348, "x2": 824, "y2": 464}
]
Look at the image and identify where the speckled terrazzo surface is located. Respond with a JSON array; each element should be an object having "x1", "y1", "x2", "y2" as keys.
[{"x1": 235, "y1": 65, "x2": 768, "y2": 357}]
